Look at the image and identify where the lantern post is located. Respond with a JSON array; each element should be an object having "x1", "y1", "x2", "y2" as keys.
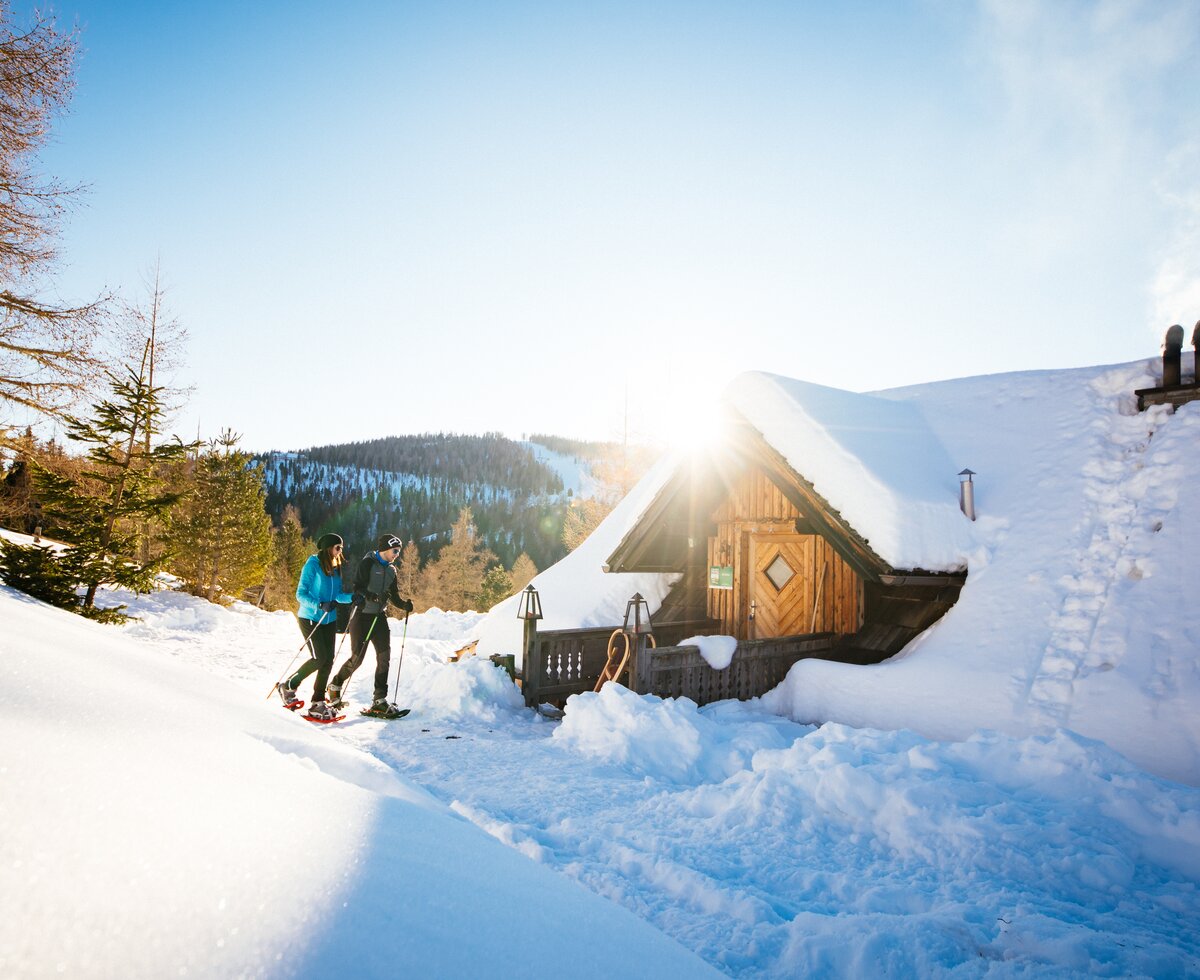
[{"x1": 516, "y1": 585, "x2": 543, "y2": 707}]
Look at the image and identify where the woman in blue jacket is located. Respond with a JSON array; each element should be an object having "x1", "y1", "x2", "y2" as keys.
[{"x1": 278, "y1": 532, "x2": 352, "y2": 720}]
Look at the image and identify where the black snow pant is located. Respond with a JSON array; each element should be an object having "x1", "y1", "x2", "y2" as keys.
[
  {"x1": 332, "y1": 611, "x2": 391, "y2": 701},
  {"x1": 289, "y1": 618, "x2": 337, "y2": 703}
]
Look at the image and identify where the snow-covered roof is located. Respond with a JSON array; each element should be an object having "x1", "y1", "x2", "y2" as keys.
[
  {"x1": 476, "y1": 368, "x2": 976, "y2": 659},
  {"x1": 724, "y1": 371, "x2": 975, "y2": 572}
]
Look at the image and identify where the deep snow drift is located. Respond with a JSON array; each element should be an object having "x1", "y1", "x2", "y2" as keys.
[
  {"x1": 2, "y1": 572, "x2": 1198, "y2": 978},
  {"x1": 475, "y1": 358, "x2": 1200, "y2": 786},
  {"x1": 0, "y1": 576, "x2": 716, "y2": 979}
]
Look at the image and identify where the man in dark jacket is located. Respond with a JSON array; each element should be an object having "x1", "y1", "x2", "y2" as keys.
[{"x1": 329, "y1": 533, "x2": 414, "y2": 717}]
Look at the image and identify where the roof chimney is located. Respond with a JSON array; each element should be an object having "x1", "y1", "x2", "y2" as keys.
[
  {"x1": 958, "y1": 468, "x2": 976, "y2": 521},
  {"x1": 1163, "y1": 324, "x2": 1184, "y2": 386}
]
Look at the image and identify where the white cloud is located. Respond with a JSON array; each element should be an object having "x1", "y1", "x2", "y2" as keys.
[
  {"x1": 973, "y1": 0, "x2": 1200, "y2": 338},
  {"x1": 1152, "y1": 140, "x2": 1200, "y2": 332}
]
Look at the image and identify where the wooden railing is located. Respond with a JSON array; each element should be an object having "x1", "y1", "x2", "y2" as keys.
[
  {"x1": 521, "y1": 615, "x2": 835, "y2": 709},
  {"x1": 522, "y1": 620, "x2": 717, "y2": 708},
  {"x1": 642, "y1": 633, "x2": 835, "y2": 707}
]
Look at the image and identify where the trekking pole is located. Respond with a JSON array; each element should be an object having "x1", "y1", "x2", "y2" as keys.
[
  {"x1": 389, "y1": 610, "x2": 410, "y2": 709},
  {"x1": 267, "y1": 614, "x2": 326, "y2": 700},
  {"x1": 326, "y1": 605, "x2": 361, "y2": 703},
  {"x1": 336, "y1": 609, "x2": 382, "y2": 699},
  {"x1": 331, "y1": 604, "x2": 360, "y2": 665}
]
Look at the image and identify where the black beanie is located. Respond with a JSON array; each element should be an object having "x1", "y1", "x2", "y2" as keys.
[
  {"x1": 377, "y1": 532, "x2": 402, "y2": 551},
  {"x1": 316, "y1": 532, "x2": 343, "y2": 551}
]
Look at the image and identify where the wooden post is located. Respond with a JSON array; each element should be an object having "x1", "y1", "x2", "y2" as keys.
[
  {"x1": 1164, "y1": 324, "x2": 1184, "y2": 387},
  {"x1": 522, "y1": 617, "x2": 541, "y2": 708},
  {"x1": 633, "y1": 633, "x2": 653, "y2": 694}
]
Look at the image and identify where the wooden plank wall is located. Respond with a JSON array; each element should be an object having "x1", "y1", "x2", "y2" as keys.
[
  {"x1": 706, "y1": 466, "x2": 861, "y2": 639},
  {"x1": 708, "y1": 467, "x2": 797, "y2": 635}
]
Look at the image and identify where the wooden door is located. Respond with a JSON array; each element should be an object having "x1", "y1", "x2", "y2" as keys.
[
  {"x1": 750, "y1": 533, "x2": 816, "y2": 638},
  {"x1": 747, "y1": 532, "x2": 861, "y2": 639}
]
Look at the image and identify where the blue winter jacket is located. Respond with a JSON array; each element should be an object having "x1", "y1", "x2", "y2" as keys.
[{"x1": 295, "y1": 554, "x2": 353, "y2": 625}]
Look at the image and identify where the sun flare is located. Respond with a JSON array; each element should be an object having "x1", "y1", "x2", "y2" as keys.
[{"x1": 652, "y1": 401, "x2": 728, "y2": 457}]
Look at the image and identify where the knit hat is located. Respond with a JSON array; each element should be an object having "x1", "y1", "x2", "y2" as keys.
[
  {"x1": 316, "y1": 532, "x2": 343, "y2": 551},
  {"x1": 377, "y1": 532, "x2": 402, "y2": 551}
]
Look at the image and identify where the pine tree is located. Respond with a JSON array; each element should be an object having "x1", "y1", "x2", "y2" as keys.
[
  {"x1": 0, "y1": 5, "x2": 104, "y2": 432},
  {"x1": 396, "y1": 538, "x2": 423, "y2": 608},
  {"x1": 422, "y1": 507, "x2": 495, "y2": 612},
  {"x1": 261, "y1": 504, "x2": 310, "y2": 611},
  {"x1": 562, "y1": 496, "x2": 613, "y2": 552},
  {"x1": 166, "y1": 430, "x2": 273, "y2": 603},
  {"x1": 34, "y1": 365, "x2": 192, "y2": 617},
  {"x1": 509, "y1": 552, "x2": 538, "y2": 593}
]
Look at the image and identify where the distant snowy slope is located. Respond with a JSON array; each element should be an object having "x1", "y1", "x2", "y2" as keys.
[
  {"x1": 0, "y1": 585, "x2": 718, "y2": 979},
  {"x1": 523, "y1": 440, "x2": 598, "y2": 498},
  {"x1": 768, "y1": 358, "x2": 1200, "y2": 785}
]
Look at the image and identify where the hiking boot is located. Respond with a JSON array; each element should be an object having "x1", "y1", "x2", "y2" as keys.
[
  {"x1": 363, "y1": 698, "x2": 404, "y2": 719},
  {"x1": 307, "y1": 700, "x2": 335, "y2": 721},
  {"x1": 276, "y1": 682, "x2": 298, "y2": 704},
  {"x1": 327, "y1": 684, "x2": 342, "y2": 705}
]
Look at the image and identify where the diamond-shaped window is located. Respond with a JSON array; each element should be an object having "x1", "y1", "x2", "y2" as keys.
[{"x1": 765, "y1": 553, "x2": 795, "y2": 591}]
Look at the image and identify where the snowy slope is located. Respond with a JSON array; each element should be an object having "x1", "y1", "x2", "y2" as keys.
[
  {"x1": 0, "y1": 581, "x2": 718, "y2": 979},
  {"x1": 523, "y1": 440, "x2": 600, "y2": 498}
]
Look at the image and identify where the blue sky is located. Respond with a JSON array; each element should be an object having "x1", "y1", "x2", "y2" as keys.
[{"x1": 27, "y1": 0, "x2": 1200, "y2": 451}]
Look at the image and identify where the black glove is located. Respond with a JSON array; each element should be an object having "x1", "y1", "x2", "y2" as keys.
[
  {"x1": 352, "y1": 593, "x2": 364, "y2": 607},
  {"x1": 319, "y1": 600, "x2": 337, "y2": 612},
  {"x1": 397, "y1": 597, "x2": 414, "y2": 614}
]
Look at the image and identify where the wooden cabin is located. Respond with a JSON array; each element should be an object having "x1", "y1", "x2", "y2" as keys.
[{"x1": 603, "y1": 418, "x2": 966, "y2": 665}]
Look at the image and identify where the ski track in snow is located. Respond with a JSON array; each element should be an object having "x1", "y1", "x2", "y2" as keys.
[{"x1": 1023, "y1": 374, "x2": 1177, "y2": 729}]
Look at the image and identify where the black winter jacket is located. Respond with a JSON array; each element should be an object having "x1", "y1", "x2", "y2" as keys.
[{"x1": 352, "y1": 552, "x2": 404, "y2": 615}]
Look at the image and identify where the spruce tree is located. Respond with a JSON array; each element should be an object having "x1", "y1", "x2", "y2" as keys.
[
  {"x1": 0, "y1": 537, "x2": 78, "y2": 608},
  {"x1": 34, "y1": 365, "x2": 192, "y2": 617},
  {"x1": 166, "y1": 430, "x2": 274, "y2": 603},
  {"x1": 478, "y1": 564, "x2": 514, "y2": 611}
]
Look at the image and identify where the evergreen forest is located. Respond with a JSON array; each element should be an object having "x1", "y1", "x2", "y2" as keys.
[{"x1": 256, "y1": 433, "x2": 577, "y2": 571}]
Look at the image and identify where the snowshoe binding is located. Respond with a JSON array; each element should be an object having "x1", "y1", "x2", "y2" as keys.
[
  {"x1": 305, "y1": 700, "x2": 345, "y2": 724},
  {"x1": 361, "y1": 699, "x2": 409, "y2": 720},
  {"x1": 276, "y1": 683, "x2": 303, "y2": 711}
]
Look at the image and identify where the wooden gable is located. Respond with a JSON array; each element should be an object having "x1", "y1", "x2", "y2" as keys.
[
  {"x1": 605, "y1": 419, "x2": 890, "y2": 582},
  {"x1": 606, "y1": 417, "x2": 965, "y2": 657}
]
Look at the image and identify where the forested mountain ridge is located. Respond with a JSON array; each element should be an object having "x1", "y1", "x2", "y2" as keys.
[{"x1": 255, "y1": 433, "x2": 589, "y2": 571}]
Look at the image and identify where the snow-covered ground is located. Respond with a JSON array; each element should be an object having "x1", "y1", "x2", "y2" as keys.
[
  {"x1": 2, "y1": 561, "x2": 1197, "y2": 977},
  {"x1": 0, "y1": 574, "x2": 716, "y2": 980}
]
